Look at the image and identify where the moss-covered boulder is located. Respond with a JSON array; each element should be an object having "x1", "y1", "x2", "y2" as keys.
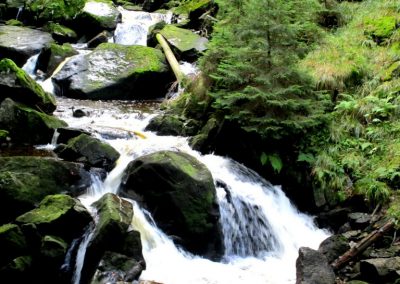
[
  {"x1": 55, "y1": 133, "x2": 120, "y2": 170},
  {"x1": 121, "y1": 150, "x2": 222, "y2": 257},
  {"x1": 0, "y1": 98, "x2": 66, "y2": 145},
  {"x1": 145, "y1": 113, "x2": 200, "y2": 136},
  {"x1": 43, "y1": 23, "x2": 78, "y2": 44},
  {"x1": 26, "y1": 0, "x2": 85, "y2": 25},
  {"x1": 37, "y1": 43, "x2": 78, "y2": 79},
  {"x1": 0, "y1": 255, "x2": 32, "y2": 283},
  {"x1": 16, "y1": 194, "x2": 92, "y2": 241},
  {"x1": 0, "y1": 224, "x2": 28, "y2": 267},
  {"x1": 172, "y1": 0, "x2": 214, "y2": 28},
  {"x1": 52, "y1": 43, "x2": 173, "y2": 100},
  {"x1": 364, "y1": 16, "x2": 398, "y2": 44},
  {"x1": 77, "y1": 0, "x2": 121, "y2": 37},
  {"x1": 0, "y1": 59, "x2": 56, "y2": 113},
  {"x1": 80, "y1": 193, "x2": 133, "y2": 284},
  {"x1": 0, "y1": 156, "x2": 92, "y2": 224},
  {"x1": 0, "y1": 25, "x2": 54, "y2": 66},
  {"x1": 155, "y1": 25, "x2": 208, "y2": 61}
]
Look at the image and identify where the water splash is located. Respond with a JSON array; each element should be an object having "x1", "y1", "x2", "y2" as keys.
[{"x1": 113, "y1": 7, "x2": 172, "y2": 45}]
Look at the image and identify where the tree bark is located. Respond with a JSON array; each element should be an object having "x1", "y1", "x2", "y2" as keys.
[
  {"x1": 155, "y1": 33, "x2": 185, "y2": 84},
  {"x1": 331, "y1": 219, "x2": 395, "y2": 270}
]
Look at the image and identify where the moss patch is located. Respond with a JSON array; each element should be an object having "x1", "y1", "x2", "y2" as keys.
[
  {"x1": 27, "y1": 0, "x2": 85, "y2": 23},
  {"x1": 364, "y1": 16, "x2": 398, "y2": 43}
]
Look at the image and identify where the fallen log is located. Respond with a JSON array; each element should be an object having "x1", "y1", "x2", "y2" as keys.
[
  {"x1": 331, "y1": 219, "x2": 395, "y2": 270},
  {"x1": 156, "y1": 33, "x2": 185, "y2": 84}
]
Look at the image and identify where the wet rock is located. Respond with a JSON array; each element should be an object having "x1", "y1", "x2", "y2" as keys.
[
  {"x1": 16, "y1": 194, "x2": 92, "y2": 242},
  {"x1": 0, "y1": 156, "x2": 92, "y2": 224},
  {"x1": 360, "y1": 257, "x2": 400, "y2": 283},
  {"x1": 172, "y1": 0, "x2": 214, "y2": 29},
  {"x1": 146, "y1": 113, "x2": 201, "y2": 136},
  {"x1": 55, "y1": 133, "x2": 120, "y2": 171},
  {"x1": 80, "y1": 193, "x2": 133, "y2": 284},
  {"x1": 0, "y1": 25, "x2": 54, "y2": 66},
  {"x1": 43, "y1": 23, "x2": 78, "y2": 44},
  {"x1": 0, "y1": 255, "x2": 32, "y2": 283},
  {"x1": 36, "y1": 43, "x2": 78, "y2": 79},
  {"x1": 91, "y1": 251, "x2": 145, "y2": 283},
  {"x1": 143, "y1": 0, "x2": 169, "y2": 12},
  {"x1": 52, "y1": 43, "x2": 173, "y2": 100},
  {"x1": 0, "y1": 98, "x2": 66, "y2": 145},
  {"x1": 0, "y1": 58, "x2": 56, "y2": 113},
  {"x1": 39, "y1": 235, "x2": 68, "y2": 278},
  {"x1": 318, "y1": 234, "x2": 350, "y2": 264},
  {"x1": 121, "y1": 150, "x2": 223, "y2": 258},
  {"x1": 57, "y1": 127, "x2": 91, "y2": 144},
  {"x1": 73, "y1": 108, "x2": 87, "y2": 118},
  {"x1": 296, "y1": 247, "x2": 336, "y2": 284},
  {"x1": 348, "y1": 212, "x2": 372, "y2": 230},
  {"x1": 78, "y1": 0, "x2": 121, "y2": 37},
  {"x1": 87, "y1": 31, "x2": 111, "y2": 49},
  {"x1": 0, "y1": 224, "x2": 28, "y2": 267},
  {"x1": 153, "y1": 25, "x2": 208, "y2": 61},
  {"x1": 316, "y1": 207, "x2": 351, "y2": 232}
]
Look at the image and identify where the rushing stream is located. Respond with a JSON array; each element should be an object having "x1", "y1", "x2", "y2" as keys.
[{"x1": 22, "y1": 6, "x2": 330, "y2": 283}]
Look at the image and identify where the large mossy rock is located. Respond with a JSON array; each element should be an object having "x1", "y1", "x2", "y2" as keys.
[
  {"x1": 16, "y1": 194, "x2": 92, "y2": 242},
  {"x1": 52, "y1": 43, "x2": 173, "y2": 100},
  {"x1": 0, "y1": 224, "x2": 28, "y2": 267},
  {"x1": 296, "y1": 247, "x2": 336, "y2": 284},
  {"x1": 172, "y1": 0, "x2": 214, "y2": 28},
  {"x1": 37, "y1": 43, "x2": 78, "y2": 79},
  {"x1": 25, "y1": 0, "x2": 85, "y2": 25},
  {"x1": 121, "y1": 150, "x2": 222, "y2": 257},
  {"x1": 0, "y1": 156, "x2": 92, "y2": 224},
  {"x1": 156, "y1": 25, "x2": 208, "y2": 61},
  {"x1": 55, "y1": 133, "x2": 120, "y2": 171},
  {"x1": 43, "y1": 23, "x2": 78, "y2": 44},
  {"x1": 0, "y1": 25, "x2": 54, "y2": 66},
  {"x1": 0, "y1": 98, "x2": 66, "y2": 145},
  {"x1": 77, "y1": 0, "x2": 121, "y2": 37},
  {"x1": 0, "y1": 58, "x2": 56, "y2": 113},
  {"x1": 80, "y1": 193, "x2": 134, "y2": 284}
]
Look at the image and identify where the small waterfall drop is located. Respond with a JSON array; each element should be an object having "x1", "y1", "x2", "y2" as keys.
[
  {"x1": 57, "y1": 99, "x2": 330, "y2": 284},
  {"x1": 16, "y1": 6, "x2": 23, "y2": 21},
  {"x1": 22, "y1": 53, "x2": 40, "y2": 77},
  {"x1": 113, "y1": 7, "x2": 172, "y2": 45}
]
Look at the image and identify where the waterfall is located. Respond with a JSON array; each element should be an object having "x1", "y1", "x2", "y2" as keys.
[
  {"x1": 22, "y1": 53, "x2": 40, "y2": 77},
  {"x1": 113, "y1": 7, "x2": 172, "y2": 46},
  {"x1": 16, "y1": 6, "x2": 23, "y2": 21},
  {"x1": 55, "y1": 98, "x2": 330, "y2": 284}
]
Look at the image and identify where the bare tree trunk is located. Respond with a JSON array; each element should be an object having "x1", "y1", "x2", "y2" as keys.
[
  {"x1": 156, "y1": 33, "x2": 185, "y2": 84},
  {"x1": 331, "y1": 219, "x2": 395, "y2": 270}
]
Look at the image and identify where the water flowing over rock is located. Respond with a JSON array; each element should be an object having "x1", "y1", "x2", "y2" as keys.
[
  {"x1": 0, "y1": 156, "x2": 92, "y2": 224},
  {"x1": 0, "y1": 58, "x2": 56, "y2": 113},
  {"x1": 52, "y1": 43, "x2": 173, "y2": 100},
  {"x1": 121, "y1": 150, "x2": 223, "y2": 258},
  {"x1": 79, "y1": 193, "x2": 139, "y2": 284},
  {"x1": 78, "y1": 0, "x2": 121, "y2": 37},
  {"x1": 0, "y1": 25, "x2": 54, "y2": 66}
]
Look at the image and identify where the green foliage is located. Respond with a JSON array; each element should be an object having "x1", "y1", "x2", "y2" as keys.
[
  {"x1": 308, "y1": 0, "x2": 400, "y2": 206},
  {"x1": 260, "y1": 152, "x2": 283, "y2": 173},
  {"x1": 201, "y1": 0, "x2": 329, "y2": 141}
]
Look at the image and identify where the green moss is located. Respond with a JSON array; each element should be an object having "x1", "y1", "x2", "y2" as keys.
[
  {"x1": 27, "y1": 0, "x2": 85, "y2": 23},
  {"x1": 0, "y1": 129, "x2": 9, "y2": 139},
  {"x1": 82, "y1": 0, "x2": 120, "y2": 29},
  {"x1": 0, "y1": 224, "x2": 28, "y2": 257},
  {"x1": 173, "y1": 0, "x2": 211, "y2": 15},
  {"x1": 17, "y1": 104, "x2": 67, "y2": 129},
  {"x1": 160, "y1": 25, "x2": 207, "y2": 53},
  {"x1": 5, "y1": 19, "x2": 23, "y2": 26},
  {"x1": 0, "y1": 59, "x2": 56, "y2": 113},
  {"x1": 45, "y1": 23, "x2": 77, "y2": 39},
  {"x1": 364, "y1": 16, "x2": 398, "y2": 42},
  {"x1": 41, "y1": 235, "x2": 67, "y2": 258},
  {"x1": 381, "y1": 61, "x2": 400, "y2": 81},
  {"x1": 3, "y1": 255, "x2": 32, "y2": 272},
  {"x1": 16, "y1": 194, "x2": 77, "y2": 224},
  {"x1": 95, "y1": 43, "x2": 167, "y2": 75}
]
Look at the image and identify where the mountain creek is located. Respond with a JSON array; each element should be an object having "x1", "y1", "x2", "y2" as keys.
[{"x1": 1, "y1": 1, "x2": 400, "y2": 284}]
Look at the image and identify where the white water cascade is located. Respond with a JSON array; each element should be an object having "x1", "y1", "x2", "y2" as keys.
[
  {"x1": 113, "y1": 7, "x2": 172, "y2": 46},
  {"x1": 53, "y1": 98, "x2": 330, "y2": 284},
  {"x1": 18, "y1": 5, "x2": 330, "y2": 282}
]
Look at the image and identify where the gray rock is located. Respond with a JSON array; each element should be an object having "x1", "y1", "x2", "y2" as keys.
[
  {"x1": 79, "y1": 0, "x2": 121, "y2": 34},
  {"x1": 121, "y1": 150, "x2": 223, "y2": 258},
  {"x1": 52, "y1": 43, "x2": 173, "y2": 100},
  {"x1": 319, "y1": 234, "x2": 350, "y2": 264},
  {"x1": 0, "y1": 25, "x2": 54, "y2": 66},
  {"x1": 360, "y1": 257, "x2": 400, "y2": 283},
  {"x1": 296, "y1": 247, "x2": 336, "y2": 284}
]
